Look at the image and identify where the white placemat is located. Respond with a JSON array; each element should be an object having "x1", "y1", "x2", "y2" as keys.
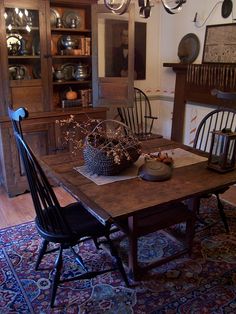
[
  {"x1": 153, "y1": 148, "x2": 208, "y2": 168},
  {"x1": 74, "y1": 157, "x2": 144, "y2": 185},
  {"x1": 74, "y1": 148, "x2": 207, "y2": 185}
]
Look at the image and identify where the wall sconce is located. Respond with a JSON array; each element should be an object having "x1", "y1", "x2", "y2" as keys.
[
  {"x1": 193, "y1": 0, "x2": 234, "y2": 28},
  {"x1": 104, "y1": 0, "x2": 187, "y2": 17},
  {"x1": 208, "y1": 128, "x2": 236, "y2": 173}
]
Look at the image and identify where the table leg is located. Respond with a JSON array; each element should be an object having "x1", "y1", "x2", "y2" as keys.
[
  {"x1": 187, "y1": 197, "x2": 200, "y2": 213},
  {"x1": 127, "y1": 216, "x2": 139, "y2": 280}
]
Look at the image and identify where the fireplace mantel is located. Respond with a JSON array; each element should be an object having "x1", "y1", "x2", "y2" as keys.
[{"x1": 163, "y1": 63, "x2": 236, "y2": 143}]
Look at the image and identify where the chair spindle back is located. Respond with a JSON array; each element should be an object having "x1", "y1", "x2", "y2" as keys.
[
  {"x1": 118, "y1": 87, "x2": 154, "y2": 137},
  {"x1": 8, "y1": 107, "x2": 72, "y2": 237},
  {"x1": 194, "y1": 109, "x2": 236, "y2": 152}
]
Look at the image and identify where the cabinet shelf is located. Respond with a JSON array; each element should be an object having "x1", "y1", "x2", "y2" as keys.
[
  {"x1": 7, "y1": 27, "x2": 39, "y2": 32},
  {"x1": 52, "y1": 55, "x2": 91, "y2": 59},
  {"x1": 51, "y1": 28, "x2": 91, "y2": 34},
  {"x1": 53, "y1": 80, "x2": 91, "y2": 85},
  {"x1": 8, "y1": 55, "x2": 40, "y2": 59}
]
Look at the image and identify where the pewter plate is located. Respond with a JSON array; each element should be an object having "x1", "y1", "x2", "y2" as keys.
[
  {"x1": 62, "y1": 11, "x2": 80, "y2": 28},
  {"x1": 177, "y1": 33, "x2": 200, "y2": 64},
  {"x1": 50, "y1": 8, "x2": 60, "y2": 27},
  {"x1": 7, "y1": 34, "x2": 22, "y2": 54},
  {"x1": 139, "y1": 160, "x2": 172, "y2": 182},
  {"x1": 60, "y1": 63, "x2": 76, "y2": 81}
]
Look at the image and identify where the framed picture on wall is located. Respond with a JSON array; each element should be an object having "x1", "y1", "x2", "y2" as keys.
[
  {"x1": 202, "y1": 23, "x2": 236, "y2": 64},
  {"x1": 105, "y1": 20, "x2": 146, "y2": 80}
]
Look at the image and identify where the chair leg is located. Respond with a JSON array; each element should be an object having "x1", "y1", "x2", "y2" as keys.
[
  {"x1": 70, "y1": 246, "x2": 88, "y2": 272},
  {"x1": 185, "y1": 216, "x2": 196, "y2": 255},
  {"x1": 92, "y1": 236, "x2": 100, "y2": 250},
  {"x1": 35, "y1": 239, "x2": 49, "y2": 270},
  {"x1": 50, "y1": 245, "x2": 63, "y2": 308},
  {"x1": 215, "y1": 193, "x2": 229, "y2": 233},
  {"x1": 105, "y1": 235, "x2": 130, "y2": 287}
]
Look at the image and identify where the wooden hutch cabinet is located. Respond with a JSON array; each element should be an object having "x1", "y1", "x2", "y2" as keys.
[{"x1": 0, "y1": 0, "x2": 108, "y2": 196}]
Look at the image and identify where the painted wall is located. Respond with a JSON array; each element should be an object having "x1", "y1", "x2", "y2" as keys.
[
  {"x1": 159, "y1": 0, "x2": 235, "y2": 92},
  {"x1": 101, "y1": 0, "x2": 236, "y2": 141},
  {"x1": 135, "y1": 0, "x2": 236, "y2": 142}
]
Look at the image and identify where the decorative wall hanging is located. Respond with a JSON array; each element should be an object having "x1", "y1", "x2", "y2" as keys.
[
  {"x1": 177, "y1": 33, "x2": 200, "y2": 64},
  {"x1": 202, "y1": 23, "x2": 236, "y2": 64},
  {"x1": 103, "y1": 0, "x2": 187, "y2": 17}
]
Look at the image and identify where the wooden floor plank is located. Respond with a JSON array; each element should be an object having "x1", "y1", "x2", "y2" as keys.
[{"x1": 0, "y1": 185, "x2": 75, "y2": 228}]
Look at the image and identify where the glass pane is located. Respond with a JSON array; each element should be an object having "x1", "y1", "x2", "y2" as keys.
[
  {"x1": 5, "y1": 7, "x2": 41, "y2": 80},
  {"x1": 98, "y1": 15, "x2": 146, "y2": 80},
  {"x1": 98, "y1": 14, "x2": 130, "y2": 78}
]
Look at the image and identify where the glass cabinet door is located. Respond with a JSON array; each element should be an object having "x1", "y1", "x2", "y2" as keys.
[
  {"x1": 0, "y1": 0, "x2": 48, "y2": 114},
  {"x1": 92, "y1": 3, "x2": 135, "y2": 107}
]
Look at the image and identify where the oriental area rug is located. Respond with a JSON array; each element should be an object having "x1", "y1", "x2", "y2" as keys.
[{"x1": 1, "y1": 197, "x2": 236, "y2": 313}]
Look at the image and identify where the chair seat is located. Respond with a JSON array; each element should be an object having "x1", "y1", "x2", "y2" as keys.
[
  {"x1": 63, "y1": 202, "x2": 108, "y2": 237},
  {"x1": 36, "y1": 202, "x2": 109, "y2": 243}
]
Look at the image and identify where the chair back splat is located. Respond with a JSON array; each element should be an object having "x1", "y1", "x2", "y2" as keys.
[
  {"x1": 8, "y1": 107, "x2": 129, "y2": 307},
  {"x1": 118, "y1": 87, "x2": 162, "y2": 140}
]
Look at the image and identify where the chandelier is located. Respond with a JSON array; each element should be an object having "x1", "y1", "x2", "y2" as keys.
[{"x1": 104, "y1": 0, "x2": 187, "y2": 18}]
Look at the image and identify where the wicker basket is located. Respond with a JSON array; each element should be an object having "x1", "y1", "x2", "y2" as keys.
[{"x1": 83, "y1": 119, "x2": 141, "y2": 175}]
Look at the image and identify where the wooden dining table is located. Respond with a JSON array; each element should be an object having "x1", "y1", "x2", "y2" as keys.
[{"x1": 40, "y1": 138, "x2": 236, "y2": 280}]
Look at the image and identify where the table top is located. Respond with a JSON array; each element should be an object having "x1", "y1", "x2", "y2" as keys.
[{"x1": 41, "y1": 138, "x2": 236, "y2": 224}]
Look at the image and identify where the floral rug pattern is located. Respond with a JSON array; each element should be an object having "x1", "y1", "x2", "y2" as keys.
[{"x1": 0, "y1": 197, "x2": 236, "y2": 313}]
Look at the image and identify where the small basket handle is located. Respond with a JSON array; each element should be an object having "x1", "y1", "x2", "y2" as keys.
[{"x1": 88, "y1": 119, "x2": 133, "y2": 137}]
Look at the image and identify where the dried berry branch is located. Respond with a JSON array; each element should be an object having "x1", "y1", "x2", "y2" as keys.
[{"x1": 56, "y1": 115, "x2": 141, "y2": 165}]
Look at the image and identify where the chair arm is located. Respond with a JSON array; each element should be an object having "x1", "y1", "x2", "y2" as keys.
[{"x1": 144, "y1": 116, "x2": 158, "y2": 134}]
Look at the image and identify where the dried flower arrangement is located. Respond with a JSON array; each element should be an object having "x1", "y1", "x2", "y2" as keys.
[
  {"x1": 56, "y1": 114, "x2": 99, "y2": 153},
  {"x1": 56, "y1": 115, "x2": 142, "y2": 175},
  {"x1": 144, "y1": 152, "x2": 174, "y2": 167}
]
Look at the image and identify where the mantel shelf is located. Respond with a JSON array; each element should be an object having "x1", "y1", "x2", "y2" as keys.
[{"x1": 163, "y1": 62, "x2": 188, "y2": 69}]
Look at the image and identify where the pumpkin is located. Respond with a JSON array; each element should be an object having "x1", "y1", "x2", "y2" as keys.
[{"x1": 66, "y1": 90, "x2": 77, "y2": 100}]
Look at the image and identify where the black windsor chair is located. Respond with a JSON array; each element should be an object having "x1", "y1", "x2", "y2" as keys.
[
  {"x1": 118, "y1": 87, "x2": 162, "y2": 140},
  {"x1": 8, "y1": 107, "x2": 129, "y2": 308},
  {"x1": 193, "y1": 91, "x2": 236, "y2": 233}
]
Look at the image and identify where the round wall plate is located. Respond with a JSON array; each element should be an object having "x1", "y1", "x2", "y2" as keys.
[
  {"x1": 178, "y1": 33, "x2": 200, "y2": 64},
  {"x1": 221, "y1": 0, "x2": 233, "y2": 18}
]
